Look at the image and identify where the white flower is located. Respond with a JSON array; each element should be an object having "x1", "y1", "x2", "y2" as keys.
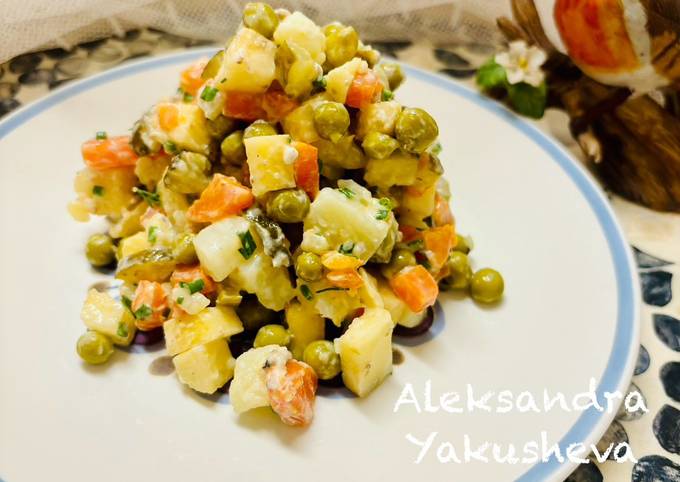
[{"x1": 495, "y1": 40, "x2": 547, "y2": 87}]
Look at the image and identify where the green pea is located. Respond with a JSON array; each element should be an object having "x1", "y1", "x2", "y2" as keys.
[
  {"x1": 172, "y1": 232, "x2": 197, "y2": 265},
  {"x1": 242, "y1": 2, "x2": 279, "y2": 39},
  {"x1": 86, "y1": 233, "x2": 116, "y2": 267},
  {"x1": 442, "y1": 252, "x2": 472, "y2": 290},
  {"x1": 303, "y1": 340, "x2": 341, "y2": 380},
  {"x1": 313, "y1": 102, "x2": 350, "y2": 142},
  {"x1": 362, "y1": 131, "x2": 399, "y2": 159},
  {"x1": 221, "y1": 130, "x2": 246, "y2": 165},
  {"x1": 470, "y1": 268, "x2": 504, "y2": 303},
  {"x1": 266, "y1": 189, "x2": 310, "y2": 223},
  {"x1": 315, "y1": 135, "x2": 365, "y2": 169},
  {"x1": 395, "y1": 107, "x2": 439, "y2": 153},
  {"x1": 453, "y1": 234, "x2": 474, "y2": 254},
  {"x1": 379, "y1": 63, "x2": 405, "y2": 91},
  {"x1": 254, "y1": 324, "x2": 291, "y2": 348},
  {"x1": 77, "y1": 331, "x2": 114, "y2": 365},
  {"x1": 206, "y1": 114, "x2": 237, "y2": 139},
  {"x1": 236, "y1": 297, "x2": 278, "y2": 331},
  {"x1": 381, "y1": 248, "x2": 416, "y2": 279},
  {"x1": 324, "y1": 23, "x2": 359, "y2": 67},
  {"x1": 164, "y1": 152, "x2": 211, "y2": 194},
  {"x1": 295, "y1": 252, "x2": 323, "y2": 282},
  {"x1": 243, "y1": 120, "x2": 277, "y2": 139}
]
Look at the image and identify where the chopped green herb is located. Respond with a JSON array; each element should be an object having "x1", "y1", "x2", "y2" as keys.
[
  {"x1": 95, "y1": 131, "x2": 107, "y2": 140},
  {"x1": 164, "y1": 141, "x2": 178, "y2": 154},
  {"x1": 183, "y1": 91, "x2": 194, "y2": 102},
  {"x1": 300, "y1": 284, "x2": 313, "y2": 300},
  {"x1": 116, "y1": 322, "x2": 129, "y2": 338},
  {"x1": 339, "y1": 242, "x2": 355, "y2": 255},
  {"x1": 316, "y1": 287, "x2": 349, "y2": 294},
  {"x1": 238, "y1": 230, "x2": 256, "y2": 259},
  {"x1": 375, "y1": 209, "x2": 389, "y2": 220},
  {"x1": 121, "y1": 295, "x2": 132, "y2": 310},
  {"x1": 376, "y1": 197, "x2": 392, "y2": 220},
  {"x1": 147, "y1": 226, "x2": 158, "y2": 244},
  {"x1": 381, "y1": 89, "x2": 394, "y2": 101},
  {"x1": 430, "y1": 142, "x2": 443, "y2": 156},
  {"x1": 180, "y1": 279, "x2": 205, "y2": 294},
  {"x1": 407, "y1": 239, "x2": 424, "y2": 251},
  {"x1": 312, "y1": 76, "x2": 327, "y2": 90},
  {"x1": 177, "y1": 296, "x2": 184, "y2": 305},
  {"x1": 92, "y1": 185, "x2": 104, "y2": 197},
  {"x1": 133, "y1": 187, "x2": 160, "y2": 206},
  {"x1": 338, "y1": 187, "x2": 354, "y2": 199},
  {"x1": 200, "y1": 86, "x2": 219, "y2": 102},
  {"x1": 134, "y1": 304, "x2": 153, "y2": 320}
]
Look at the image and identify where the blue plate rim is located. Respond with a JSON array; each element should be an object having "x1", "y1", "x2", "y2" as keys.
[{"x1": 0, "y1": 47, "x2": 640, "y2": 482}]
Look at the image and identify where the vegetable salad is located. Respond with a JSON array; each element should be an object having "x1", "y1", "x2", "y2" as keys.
[{"x1": 70, "y1": 3, "x2": 504, "y2": 427}]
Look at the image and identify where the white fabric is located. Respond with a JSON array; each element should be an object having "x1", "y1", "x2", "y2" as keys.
[{"x1": 0, "y1": 0, "x2": 512, "y2": 62}]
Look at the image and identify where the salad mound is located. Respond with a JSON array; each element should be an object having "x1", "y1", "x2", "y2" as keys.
[{"x1": 70, "y1": 3, "x2": 504, "y2": 427}]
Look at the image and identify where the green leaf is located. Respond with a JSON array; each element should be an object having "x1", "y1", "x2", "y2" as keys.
[
  {"x1": 116, "y1": 322, "x2": 129, "y2": 338},
  {"x1": 95, "y1": 131, "x2": 108, "y2": 140},
  {"x1": 238, "y1": 230, "x2": 256, "y2": 259},
  {"x1": 147, "y1": 226, "x2": 158, "y2": 244},
  {"x1": 121, "y1": 295, "x2": 132, "y2": 311},
  {"x1": 180, "y1": 279, "x2": 204, "y2": 294},
  {"x1": 92, "y1": 185, "x2": 104, "y2": 197},
  {"x1": 476, "y1": 58, "x2": 507, "y2": 90},
  {"x1": 164, "y1": 141, "x2": 178, "y2": 154},
  {"x1": 133, "y1": 187, "x2": 160, "y2": 207},
  {"x1": 300, "y1": 284, "x2": 313, "y2": 301},
  {"x1": 316, "y1": 287, "x2": 349, "y2": 294},
  {"x1": 338, "y1": 187, "x2": 354, "y2": 199},
  {"x1": 200, "y1": 86, "x2": 218, "y2": 102},
  {"x1": 381, "y1": 89, "x2": 394, "y2": 101},
  {"x1": 134, "y1": 304, "x2": 153, "y2": 320},
  {"x1": 338, "y1": 242, "x2": 354, "y2": 255},
  {"x1": 507, "y1": 81, "x2": 547, "y2": 119},
  {"x1": 177, "y1": 296, "x2": 184, "y2": 305}
]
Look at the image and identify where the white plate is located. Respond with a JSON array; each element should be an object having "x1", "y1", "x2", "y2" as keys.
[{"x1": 0, "y1": 49, "x2": 639, "y2": 482}]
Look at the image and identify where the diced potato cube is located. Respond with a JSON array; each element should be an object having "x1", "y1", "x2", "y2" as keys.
[
  {"x1": 118, "y1": 231, "x2": 150, "y2": 259},
  {"x1": 164, "y1": 306, "x2": 244, "y2": 356},
  {"x1": 157, "y1": 174, "x2": 192, "y2": 233},
  {"x1": 335, "y1": 308, "x2": 394, "y2": 397},
  {"x1": 216, "y1": 28, "x2": 276, "y2": 93},
  {"x1": 358, "y1": 268, "x2": 384, "y2": 309},
  {"x1": 273, "y1": 12, "x2": 326, "y2": 65},
  {"x1": 364, "y1": 151, "x2": 419, "y2": 188},
  {"x1": 282, "y1": 93, "x2": 329, "y2": 143},
  {"x1": 150, "y1": 102, "x2": 211, "y2": 155},
  {"x1": 134, "y1": 155, "x2": 170, "y2": 189},
  {"x1": 73, "y1": 167, "x2": 137, "y2": 220},
  {"x1": 81, "y1": 289, "x2": 136, "y2": 346},
  {"x1": 378, "y1": 282, "x2": 426, "y2": 327},
  {"x1": 173, "y1": 338, "x2": 235, "y2": 394},
  {"x1": 303, "y1": 180, "x2": 391, "y2": 261},
  {"x1": 325, "y1": 58, "x2": 365, "y2": 103},
  {"x1": 356, "y1": 101, "x2": 402, "y2": 140},
  {"x1": 230, "y1": 250, "x2": 295, "y2": 311},
  {"x1": 286, "y1": 301, "x2": 325, "y2": 359},
  {"x1": 229, "y1": 346, "x2": 291, "y2": 413},
  {"x1": 244, "y1": 134, "x2": 297, "y2": 197},
  {"x1": 298, "y1": 280, "x2": 362, "y2": 326},
  {"x1": 194, "y1": 217, "x2": 252, "y2": 281},
  {"x1": 109, "y1": 202, "x2": 146, "y2": 239},
  {"x1": 400, "y1": 182, "x2": 438, "y2": 228}
]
